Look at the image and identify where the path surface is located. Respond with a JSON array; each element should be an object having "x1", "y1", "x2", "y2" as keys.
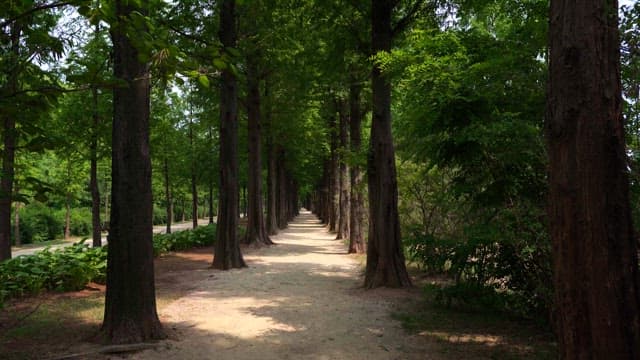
[
  {"x1": 12, "y1": 219, "x2": 211, "y2": 257},
  {"x1": 127, "y1": 211, "x2": 438, "y2": 360}
]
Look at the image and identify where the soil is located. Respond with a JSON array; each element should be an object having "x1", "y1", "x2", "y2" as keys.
[
  {"x1": 123, "y1": 210, "x2": 440, "y2": 360},
  {"x1": 1, "y1": 211, "x2": 555, "y2": 359}
]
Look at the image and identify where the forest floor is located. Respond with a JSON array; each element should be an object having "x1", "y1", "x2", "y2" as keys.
[{"x1": 0, "y1": 211, "x2": 556, "y2": 359}]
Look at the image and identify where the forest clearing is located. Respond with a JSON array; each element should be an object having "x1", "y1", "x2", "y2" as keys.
[{"x1": 1, "y1": 211, "x2": 555, "y2": 359}]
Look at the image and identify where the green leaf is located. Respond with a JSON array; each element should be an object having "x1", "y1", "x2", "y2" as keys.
[
  {"x1": 213, "y1": 58, "x2": 227, "y2": 70},
  {"x1": 197, "y1": 75, "x2": 210, "y2": 88}
]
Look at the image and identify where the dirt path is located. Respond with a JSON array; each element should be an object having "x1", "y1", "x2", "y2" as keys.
[{"x1": 127, "y1": 210, "x2": 438, "y2": 360}]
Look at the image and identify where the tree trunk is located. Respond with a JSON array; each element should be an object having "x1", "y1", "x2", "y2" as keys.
[
  {"x1": 213, "y1": 0, "x2": 246, "y2": 270},
  {"x1": 264, "y1": 80, "x2": 279, "y2": 235},
  {"x1": 100, "y1": 0, "x2": 165, "y2": 343},
  {"x1": 349, "y1": 80, "x2": 366, "y2": 254},
  {"x1": 208, "y1": 124, "x2": 215, "y2": 224},
  {"x1": 64, "y1": 161, "x2": 72, "y2": 240},
  {"x1": 244, "y1": 59, "x2": 273, "y2": 246},
  {"x1": 0, "y1": 23, "x2": 20, "y2": 261},
  {"x1": 276, "y1": 149, "x2": 288, "y2": 229},
  {"x1": 191, "y1": 173, "x2": 198, "y2": 227},
  {"x1": 328, "y1": 104, "x2": 339, "y2": 233},
  {"x1": 13, "y1": 200, "x2": 20, "y2": 247},
  {"x1": 164, "y1": 157, "x2": 172, "y2": 234},
  {"x1": 64, "y1": 192, "x2": 71, "y2": 240},
  {"x1": 91, "y1": 84, "x2": 102, "y2": 247},
  {"x1": 189, "y1": 106, "x2": 198, "y2": 229},
  {"x1": 337, "y1": 99, "x2": 350, "y2": 240},
  {"x1": 365, "y1": 0, "x2": 411, "y2": 288},
  {"x1": 546, "y1": 0, "x2": 640, "y2": 357}
]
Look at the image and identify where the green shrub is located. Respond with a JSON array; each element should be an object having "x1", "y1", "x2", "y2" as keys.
[
  {"x1": 0, "y1": 240, "x2": 107, "y2": 308},
  {"x1": 0, "y1": 224, "x2": 222, "y2": 309},
  {"x1": 153, "y1": 224, "x2": 216, "y2": 256},
  {"x1": 18, "y1": 202, "x2": 63, "y2": 244},
  {"x1": 153, "y1": 206, "x2": 168, "y2": 226},
  {"x1": 68, "y1": 208, "x2": 93, "y2": 236}
]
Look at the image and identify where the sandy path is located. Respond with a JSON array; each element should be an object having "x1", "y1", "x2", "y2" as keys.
[{"x1": 128, "y1": 211, "x2": 438, "y2": 360}]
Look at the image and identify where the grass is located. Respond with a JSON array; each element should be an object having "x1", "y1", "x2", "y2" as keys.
[
  {"x1": 0, "y1": 291, "x2": 104, "y2": 360},
  {"x1": 393, "y1": 285, "x2": 557, "y2": 359}
]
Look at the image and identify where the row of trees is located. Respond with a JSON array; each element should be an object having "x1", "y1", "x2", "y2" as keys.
[{"x1": 2, "y1": 0, "x2": 640, "y2": 356}]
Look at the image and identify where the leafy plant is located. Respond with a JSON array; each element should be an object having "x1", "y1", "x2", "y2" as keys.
[{"x1": 0, "y1": 241, "x2": 107, "y2": 308}]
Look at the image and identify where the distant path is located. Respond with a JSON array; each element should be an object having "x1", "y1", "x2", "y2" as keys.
[
  {"x1": 11, "y1": 218, "x2": 211, "y2": 257},
  {"x1": 128, "y1": 210, "x2": 438, "y2": 360}
]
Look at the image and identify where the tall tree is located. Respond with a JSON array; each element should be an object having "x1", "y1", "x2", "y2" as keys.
[
  {"x1": 212, "y1": 0, "x2": 246, "y2": 269},
  {"x1": 365, "y1": 0, "x2": 411, "y2": 288},
  {"x1": 348, "y1": 78, "x2": 366, "y2": 253},
  {"x1": 100, "y1": 0, "x2": 165, "y2": 343},
  {"x1": 336, "y1": 98, "x2": 350, "y2": 240},
  {"x1": 546, "y1": 0, "x2": 640, "y2": 357},
  {"x1": 244, "y1": 57, "x2": 273, "y2": 246}
]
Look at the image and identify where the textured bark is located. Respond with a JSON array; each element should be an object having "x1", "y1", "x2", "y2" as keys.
[
  {"x1": 349, "y1": 80, "x2": 366, "y2": 254},
  {"x1": 163, "y1": 157, "x2": 172, "y2": 234},
  {"x1": 208, "y1": 125, "x2": 215, "y2": 224},
  {"x1": 276, "y1": 149, "x2": 288, "y2": 229},
  {"x1": 189, "y1": 118, "x2": 198, "y2": 229},
  {"x1": 90, "y1": 85, "x2": 102, "y2": 247},
  {"x1": 328, "y1": 106, "x2": 339, "y2": 232},
  {"x1": 264, "y1": 81, "x2": 279, "y2": 235},
  {"x1": 337, "y1": 99, "x2": 350, "y2": 240},
  {"x1": 101, "y1": 0, "x2": 164, "y2": 343},
  {"x1": 244, "y1": 59, "x2": 273, "y2": 246},
  {"x1": 212, "y1": 0, "x2": 246, "y2": 270},
  {"x1": 365, "y1": 0, "x2": 411, "y2": 288},
  {"x1": 546, "y1": 0, "x2": 640, "y2": 357},
  {"x1": 0, "y1": 23, "x2": 20, "y2": 261},
  {"x1": 266, "y1": 139, "x2": 279, "y2": 235},
  {"x1": 13, "y1": 195, "x2": 20, "y2": 247}
]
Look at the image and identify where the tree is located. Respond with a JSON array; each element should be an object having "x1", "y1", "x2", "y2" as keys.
[
  {"x1": 244, "y1": 56, "x2": 273, "y2": 246},
  {"x1": 365, "y1": 0, "x2": 411, "y2": 288},
  {"x1": 546, "y1": 0, "x2": 640, "y2": 356},
  {"x1": 212, "y1": 0, "x2": 246, "y2": 269},
  {"x1": 336, "y1": 98, "x2": 350, "y2": 240},
  {"x1": 100, "y1": 0, "x2": 165, "y2": 343},
  {"x1": 0, "y1": 1, "x2": 63, "y2": 260},
  {"x1": 348, "y1": 79, "x2": 366, "y2": 253}
]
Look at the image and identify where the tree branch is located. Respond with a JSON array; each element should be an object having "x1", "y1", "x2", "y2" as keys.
[
  {"x1": 391, "y1": 0, "x2": 434, "y2": 38},
  {"x1": 0, "y1": 1, "x2": 73, "y2": 28}
]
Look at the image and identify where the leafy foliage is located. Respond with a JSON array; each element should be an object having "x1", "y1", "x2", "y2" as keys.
[
  {"x1": 0, "y1": 241, "x2": 108, "y2": 308},
  {"x1": 152, "y1": 223, "x2": 217, "y2": 256},
  {"x1": 393, "y1": 1, "x2": 550, "y2": 319}
]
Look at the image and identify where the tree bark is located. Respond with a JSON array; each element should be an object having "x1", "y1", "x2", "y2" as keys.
[
  {"x1": 349, "y1": 80, "x2": 366, "y2": 254},
  {"x1": 189, "y1": 102, "x2": 198, "y2": 229},
  {"x1": 265, "y1": 83, "x2": 279, "y2": 235},
  {"x1": 244, "y1": 59, "x2": 273, "y2": 246},
  {"x1": 546, "y1": 0, "x2": 640, "y2": 357},
  {"x1": 365, "y1": 0, "x2": 411, "y2": 288},
  {"x1": 163, "y1": 157, "x2": 172, "y2": 233},
  {"x1": 90, "y1": 84, "x2": 102, "y2": 247},
  {"x1": 276, "y1": 149, "x2": 288, "y2": 229},
  {"x1": 208, "y1": 125, "x2": 215, "y2": 224},
  {"x1": 267, "y1": 139, "x2": 279, "y2": 235},
  {"x1": 212, "y1": 0, "x2": 246, "y2": 270},
  {"x1": 64, "y1": 161, "x2": 72, "y2": 240},
  {"x1": 13, "y1": 200, "x2": 20, "y2": 247},
  {"x1": 0, "y1": 22, "x2": 20, "y2": 261},
  {"x1": 328, "y1": 104, "x2": 339, "y2": 233},
  {"x1": 64, "y1": 192, "x2": 71, "y2": 240},
  {"x1": 337, "y1": 99, "x2": 350, "y2": 240},
  {"x1": 100, "y1": 0, "x2": 165, "y2": 343}
]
